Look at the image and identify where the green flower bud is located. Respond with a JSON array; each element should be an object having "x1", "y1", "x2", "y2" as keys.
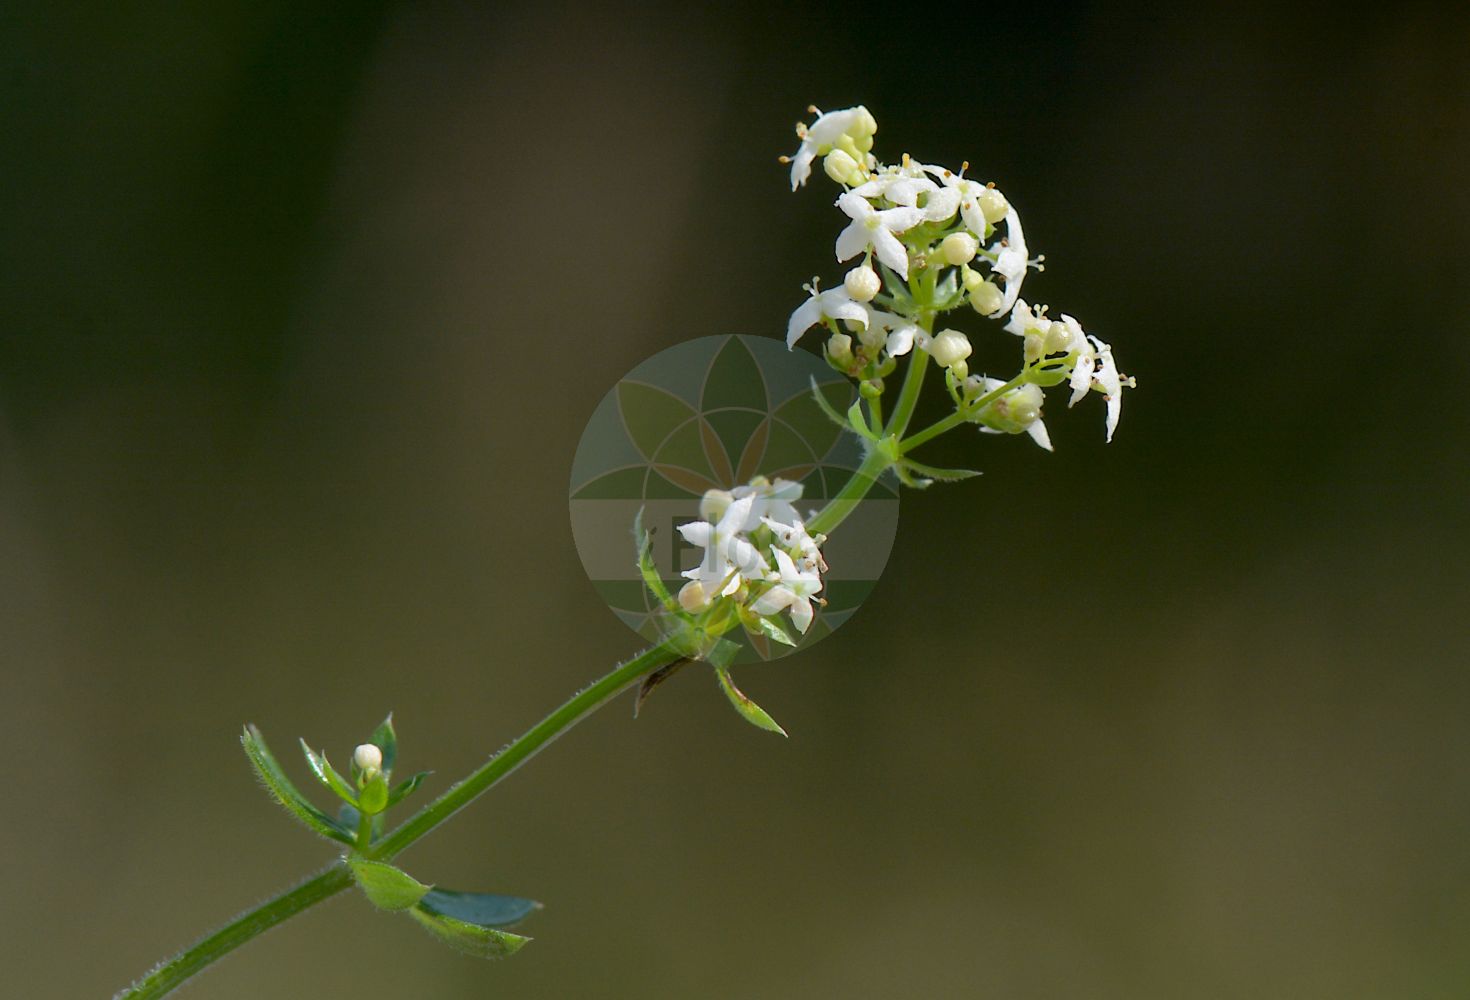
[
  {"x1": 826, "y1": 332, "x2": 854, "y2": 366},
  {"x1": 929, "y1": 329, "x2": 973, "y2": 369},
  {"x1": 699, "y1": 488, "x2": 733, "y2": 522},
  {"x1": 678, "y1": 580, "x2": 713, "y2": 613},
  {"x1": 353, "y1": 743, "x2": 383, "y2": 775},
  {"x1": 977, "y1": 383, "x2": 1045, "y2": 434},
  {"x1": 968, "y1": 281, "x2": 1004, "y2": 315},
  {"x1": 823, "y1": 148, "x2": 863, "y2": 186},
  {"x1": 978, "y1": 187, "x2": 1008, "y2": 224},
  {"x1": 940, "y1": 232, "x2": 978, "y2": 266}
]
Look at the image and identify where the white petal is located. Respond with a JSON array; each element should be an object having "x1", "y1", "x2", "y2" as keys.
[
  {"x1": 835, "y1": 220, "x2": 869, "y2": 262},
  {"x1": 823, "y1": 295, "x2": 869, "y2": 329},
  {"x1": 921, "y1": 186, "x2": 961, "y2": 223},
  {"x1": 806, "y1": 107, "x2": 863, "y2": 145},
  {"x1": 836, "y1": 191, "x2": 874, "y2": 222},
  {"x1": 885, "y1": 323, "x2": 917, "y2": 356},
  {"x1": 677, "y1": 521, "x2": 713, "y2": 546},
  {"x1": 786, "y1": 295, "x2": 823, "y2": 348},
  {"x1": 717, "y1": 495, "x2": 756, "y2": 534},
  {"x1": 751, "y1": 585, "x2": 795, "y2": 616},
  {"x1": 1068, "y1": 353, "x2": 1096, "y2": 407},
  {"x1": 871, "y1": 228, "x2": 910, "y2": 278},
  {"x1": 959, "y1": 198, "x2": 987, "y2": 237},
  {"x1": 875, "y1": 205, "x2": 925, "y2": 233},
  {"x1": 789, "y1": 144, "x2": 817, "y2": 191},
  {"x1": 788, "y1": 596, "x2": 814, "y2": 634},
  {"x1": 1026, "y1": 419, "x2": 1054, "y2": 451}
]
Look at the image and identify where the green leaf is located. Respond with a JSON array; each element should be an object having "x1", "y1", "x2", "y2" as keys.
[
  {"x1": 419, "y1": 889, "x2": 541, "y2": 928},
  {"x1": 846, "y1": 399, "x2": 876, "y2": 440},
  {"x1": 633, "y1": 508, "x2": 682, "y2": 614},
  {"x1": 744, "y1": 609, "x2": 797, "y2": 648},
  {"x1": 409, "y1": 905, "x2": 532, "y2": 959},
  {"x1": 369, "y1": 714, "x2": 398, "y2": 773},
  {"x1": 241, "y1": 726, "x2": 355, "y2": 846},
  {"x1": 300, "y1": 740, "x2": 358, "y2": 806},
  {"x1": 714, "y1": 666, "x2": 788, "y2": 737},
  {"x1": 349, "y1": 858, "x2": 432, "y2": 911},
  {"x1": 704, "y1": 636, "x2": 742, "y2": 670},
  {"x1": 386, "y1": 770, "x2": 431, "y2": 808},
  {"x1": 808, "y1": 376, "x2": 851, "y2": 431},
  {"x1": 898, "y1": 458, "x2": 982, "y2": 483}
]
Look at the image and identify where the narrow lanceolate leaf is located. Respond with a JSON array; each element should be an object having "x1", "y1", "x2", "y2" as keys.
[
  {"x1": 241, "y1": 725, "x2": 355, "y2": 846},
  {"x1": 746, "y1": 611, "x2": 798, "y2": 648},
  {"x1": 419, "y1": 889, "x2": 541, "y2": 929},
  {"x1": 348, "y1": 858, "x2": 432, "y2": 912},
  {"x1": 386, "y1": 770, "x2": 431, "y2": 808},
  {"x1": 369, "y1": 714, "x2": 398, "y2": 772},
  {"x1": 704, "y1": 636, "x2": 742, "y2": 670},
  {"x1": 809, "y1": 376, "x2": 850, "y2": 431},
  {"x1": 714, "y1": 666, "x2": 788, "y2": 737},
  {"x1": 300, "y1": 740, "x2": 358, "y2": 806},
  {"x1": 898, "y1": 458, "x2": 982, "y2": 483},
  {"x1": 633, "y1": 508, "x2": 682, "y2": 614},
  {"x1": 409, "y1": 905, "x2": 532, "y2": 959},
  {"x1": 846, "y1": 399, "x2": 876, "y2": 440}
]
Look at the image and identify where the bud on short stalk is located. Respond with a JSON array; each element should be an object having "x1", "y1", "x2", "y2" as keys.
[{"x1": 843, "y1": 264, "x2": 880, "y2": 302}]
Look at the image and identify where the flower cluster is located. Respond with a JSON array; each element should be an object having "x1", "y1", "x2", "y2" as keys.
[
  {"x1": 676, "y1": 477, "x2": 827, "y2": 636},
  {"x1": 783, "y1": 104, "x2": 1132, "y2": 450}
]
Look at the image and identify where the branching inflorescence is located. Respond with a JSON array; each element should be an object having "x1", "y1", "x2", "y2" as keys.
[{"x1": 114, "y1": 103, "x2": 1134, "y2": 1000}]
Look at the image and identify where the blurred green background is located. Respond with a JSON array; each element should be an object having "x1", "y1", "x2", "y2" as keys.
[{"x1": 4, "y1": 3, "x2": 1469, "y2": 997}]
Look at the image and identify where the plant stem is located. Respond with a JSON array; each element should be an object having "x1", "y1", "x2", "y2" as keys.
[
  {"x1": 118, "y1": 643, "x2": 686, "y2": 999},
  {"x1": 372, "y1": 642, "x2": 684, "y2": 859},
  {"x1": 115, "y1": 865, "x2": 354, "y2": 1000},
  {"x1": 806, "y1": 439, "x2": 894, "y2": 537}
]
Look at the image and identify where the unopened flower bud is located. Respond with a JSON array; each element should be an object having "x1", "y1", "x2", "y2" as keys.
[
  {"x1": 961, "y1": 266, "x2": 985, "y2": 291},
  {"x1": 1023, "y1": 332, "x2": 1044, "y2": 362},
  {"x1": 1044, "y1": 322, "x2": 1073, "y2": 355},
  {"x1": 844, "y1": 264, "x2": 880, "y2": 302},
  {"x1": 855, "y1": 106, "x2": 878, "y2": 137},
  {"x1": 949, "y1": 359, "x2": 969, "y2": 380},
  {"x1": 968, "y1": 281, "x2": 1004, "y2": 316},
  {"x1": 940, "y1": 232, "x2": 978, "y2": 266},
  {"x1": 823, "y1": 148, "x2": 863, "y2": 186},
  {"x1": 978, "y1": 188, "x2": 1009, "y2": 225},
  {"x1": 353, "y1": 743, "x2": 383, "y2": 774},
  {"x1": 699, "y1": 488, "x2": 733, "y2": 522},
  {"x1": 929, "y1": 329, "x2": 972, "y2": 369},
  {"x1": 979, "y1": 383, "x2": 1045, "y2": 433},
  {"x1": 827, "y1": 332, "x2": 854, "y2": 366},
  {"x1": 678, "y1": 580, "x2": 713, "y2": 613},
  {"x1": 857, "y1": 323, "x2": 886, "y2": 352}
]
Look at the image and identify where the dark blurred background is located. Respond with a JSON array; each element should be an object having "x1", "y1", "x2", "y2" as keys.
[{"x1": 4, "y1": 2, "x2": 1469, "y2": 997}]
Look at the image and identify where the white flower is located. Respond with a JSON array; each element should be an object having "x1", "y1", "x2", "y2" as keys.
[
  {"x1": 788, "y1": 106, "x2": 874, "y2": 191},
  {"x1": 834, "y1": 191, "x2": 924, "y2": 279},
  {"x1": 986, "y1": 205, "x2": 1031, "y2": 317},
  {"x1": 760, "y1": 515, "x2": 828, "y2": 573},
  {"x1": 851, "y1": 161, "x2": 959, "y2": 223},
  {"x1": 861, "y1": 304, "x2": 923, "y2": 357},
  {"x1": 731, "y1": 478, "x2": 805, "y2": 530},
  {"x1": 786, "y1": 285, "x2": 869, "y2": 348},
  {"x1": 923, "y1": 164, "x2": 994, "y2": 238},
  {"x1": 679, "y1": 495, "x2": 769, "y2": 596},
  {"x1": 1089, "y1": 336, "x2": 1126, "y2": 443},
  {"x1": 750, "y1": 548, "x2": 824, "y2": 634}
]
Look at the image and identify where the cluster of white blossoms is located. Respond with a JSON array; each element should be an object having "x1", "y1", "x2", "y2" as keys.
[
  {"x1": 782, "y1": 104, "x2": 1132, "y2": 449},
  {"x1": 676, "y1": 477, "x2": 827, "y2": 636}
]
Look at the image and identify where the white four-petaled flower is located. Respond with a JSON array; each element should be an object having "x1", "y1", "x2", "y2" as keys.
[
  {"x1": 834, "y1": 191, "x2": 924, "y2": 279},
  {"x1": 788, "y1": 106, "x2": 873, "y2": 191},
  {"x1": 750, "y1": 548, "x2": 824, "y2": 634},
  {"x1": 786, "y1": 285, "x2": 869, "y2": 348}
]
